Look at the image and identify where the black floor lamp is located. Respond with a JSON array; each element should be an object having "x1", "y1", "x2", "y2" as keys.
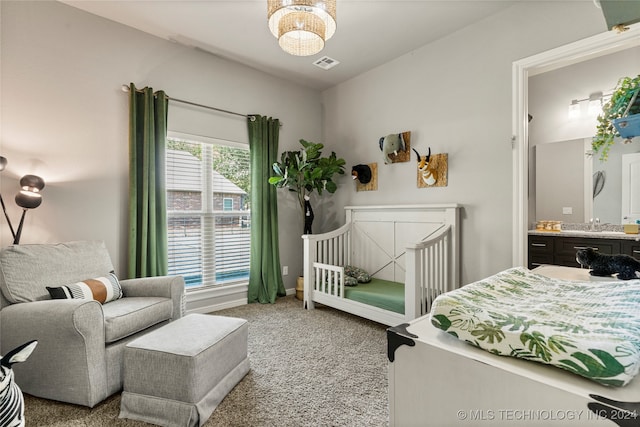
[{"x1": 0, "y1": 156, "x2": 45, "y2": 244}]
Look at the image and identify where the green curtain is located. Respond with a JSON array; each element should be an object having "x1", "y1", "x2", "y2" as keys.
[
  {"x1": 247, "y1": 115, "x2": 286, "y2": 303},
  {"x1": 127, "y1": 83, "x2": 169, "y2": 278}
]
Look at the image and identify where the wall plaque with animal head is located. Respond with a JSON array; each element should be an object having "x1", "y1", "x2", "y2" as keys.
[
  {"x1": 353, "y1": 163, "x2": 377, "y2": 192},
  {"x1": 379, "y1": 131, "x2": 411, "y2": 164},
  {"x1": 413, "y1": 148, "x2": 448, "y2": 188}
]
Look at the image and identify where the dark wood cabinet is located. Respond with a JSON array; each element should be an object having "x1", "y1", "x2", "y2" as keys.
[
  {"x1": 528, "y1": 235, "x2": 554, "y2": 269},
  {"x1": 528, "y1": 234, "x2": 639, "y2": 269},
  {"x1": 622, "y1": 240, "x2": 640, "y2": 261},
  {"x1": 554, "y1": 237, "x2": 621, "y2": 268}
]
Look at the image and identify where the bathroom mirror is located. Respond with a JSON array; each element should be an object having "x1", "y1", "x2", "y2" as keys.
[{"x1": 528, "y1": 45, "x2": 640, "y2": 226}]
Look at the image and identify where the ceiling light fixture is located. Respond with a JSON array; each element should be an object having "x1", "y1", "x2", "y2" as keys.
[{"x1": 267, "y1": 1, "x2": 337, "y2": 57}]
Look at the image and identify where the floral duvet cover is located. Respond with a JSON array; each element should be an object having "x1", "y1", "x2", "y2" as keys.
[{"x1": 430, "y1": 267, "x2": 640, "y2": 386}]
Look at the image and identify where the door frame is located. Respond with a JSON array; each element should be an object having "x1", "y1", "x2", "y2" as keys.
[
  {"x1": 622, "y1": 152, "x2": 640, "y2": 224},
  {"x1": 511, "y1": 24, "x2": 640, "y2": 267}
]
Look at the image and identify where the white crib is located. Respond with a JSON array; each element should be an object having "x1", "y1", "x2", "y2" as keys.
[{"x1": 302, "y1": 204, "x2": 460, "y2": 326}]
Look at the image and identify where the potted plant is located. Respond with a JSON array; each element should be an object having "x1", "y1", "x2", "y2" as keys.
[
  {"x1": 592, "y1": 74, "x2": 640, "y2": 161},
  {"x1": 268, "y1": 139, "x2": 345, "y2": 234}
]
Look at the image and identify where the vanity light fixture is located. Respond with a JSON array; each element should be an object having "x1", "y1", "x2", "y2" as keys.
[
  {"x1": 588, "y1": 91, "x2": 604, "y2": 116},
  {"x1": 568, "y1": 100, "x2": 581, "y2": 119},
  {"x1": 568, "y1": 91, "x2": 606, "y2": 119}
]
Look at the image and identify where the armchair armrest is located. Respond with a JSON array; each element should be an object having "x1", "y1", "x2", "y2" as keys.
[
  {"x1": 120, "y1": 275, "x2": 185, "y2": 319},
  {"x1": 0, "y1": 299, "x2": 108, "y2": 407}
]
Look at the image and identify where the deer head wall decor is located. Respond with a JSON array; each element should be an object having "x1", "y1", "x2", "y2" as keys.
[{"x1": 413, "y1": 148, "x2": 437, "y2": 186}]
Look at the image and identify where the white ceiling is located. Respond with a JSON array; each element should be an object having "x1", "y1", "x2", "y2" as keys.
[{"x1": 60, "y1": 0, "x2": 520, "y2": 91}]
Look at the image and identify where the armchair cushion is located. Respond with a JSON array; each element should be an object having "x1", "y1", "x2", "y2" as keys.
[
  {"x1": 46, "y1": 273, "x2": 123, "y2": 304},
  {"x1": 102, "y1": 297, "x2": 173, "y2": 343},
  {"x1": 0, "y1": 241, "x2": 113, "y2": 304}
]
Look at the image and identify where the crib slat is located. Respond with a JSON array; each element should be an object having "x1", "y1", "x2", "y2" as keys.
[{"x1": 415, "y1": 229, "x2": 454, "y2": 315}]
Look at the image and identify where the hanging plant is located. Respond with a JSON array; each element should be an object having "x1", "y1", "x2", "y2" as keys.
[{"x1": 592, "y1": 74, "x2": 640, "y2": 161}]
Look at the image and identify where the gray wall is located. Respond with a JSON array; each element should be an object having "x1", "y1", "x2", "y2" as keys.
[
  {"x1": 0, "y1": 1, "x2": 322, "y2": 291},
  {"x1": 0, "y1": 0, "x2": 614, "y2": 290},
  {"x1": 321, "y1": 2, "x2": 606, "y2": 284}
]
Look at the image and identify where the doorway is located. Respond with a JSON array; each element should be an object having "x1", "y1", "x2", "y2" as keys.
[{"x1": 512, "y1": 24, "x2": 640, "y2": 267}]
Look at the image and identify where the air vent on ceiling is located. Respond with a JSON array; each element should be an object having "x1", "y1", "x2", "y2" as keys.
[{"x1": 313, "y1": 56, "x2": 340, "y2": 70}]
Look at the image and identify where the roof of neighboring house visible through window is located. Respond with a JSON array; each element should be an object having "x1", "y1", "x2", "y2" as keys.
[{"x1": 166, "y1": 149, "x2": 246, "y2": 195}]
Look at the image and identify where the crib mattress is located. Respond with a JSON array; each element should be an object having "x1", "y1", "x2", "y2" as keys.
[
  {"x1": 430, "y1": 267, "x2": 640, "y2": 386},
  {"x1": 344, "y1": 278, "x2": 404, "y2": 314}
]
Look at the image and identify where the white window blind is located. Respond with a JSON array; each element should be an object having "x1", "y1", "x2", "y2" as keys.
[{"x1": 166, "y1": 137, "x2": 251, "y2": 289}]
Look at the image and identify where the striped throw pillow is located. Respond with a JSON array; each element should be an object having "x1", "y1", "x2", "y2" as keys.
[{"x1": 46, "y1": 273, "x2": 123, "y2": 304}]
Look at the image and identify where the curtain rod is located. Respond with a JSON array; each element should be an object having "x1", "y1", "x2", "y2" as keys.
[{"x1": 121, "y1": 84, "x2": 256, "y2": 122}]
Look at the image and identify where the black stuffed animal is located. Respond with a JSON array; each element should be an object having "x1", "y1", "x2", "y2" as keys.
[
  {"x1": 304, "y1": 195, "x2": 314, "y2": 235},
  {"x1": 576, "y1": 247, "x2": 640, "y2": 280},
  {"x1": 351, "y1": 164, "x2": 372, "y2": 184}
]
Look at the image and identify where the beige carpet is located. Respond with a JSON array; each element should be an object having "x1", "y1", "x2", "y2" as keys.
[{"x1": 24, "y1": 295, "x2": 389, "y2": 426}]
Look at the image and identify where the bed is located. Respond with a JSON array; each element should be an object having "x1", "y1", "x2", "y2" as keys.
[
  {"x1": 302, "y1": 204, "x2": 460, "y2": 326},
  {"x1": 388, "y1": 265, "x2": 640, "y2": 426}
]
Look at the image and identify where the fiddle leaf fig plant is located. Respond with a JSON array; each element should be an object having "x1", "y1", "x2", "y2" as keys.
[
  {"x1": 593, "y1": 74, "x2": 640, "y2": 161},
  {"x1": 268, "y1": 139, "x2": 345, "y2": 232}
]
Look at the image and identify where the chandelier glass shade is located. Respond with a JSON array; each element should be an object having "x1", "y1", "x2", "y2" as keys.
[{"x1": 267, "y1": 0, "x2": 337, "y2": 56}]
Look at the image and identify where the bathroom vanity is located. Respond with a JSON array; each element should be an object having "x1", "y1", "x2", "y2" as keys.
[{"x1": 528, "y1": 230, "x2": 640, "y2": 269}]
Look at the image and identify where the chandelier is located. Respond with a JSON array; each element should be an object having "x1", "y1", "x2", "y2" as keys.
[{"x1": 267, "y1": 1, "x2": 337, "y2": 56}]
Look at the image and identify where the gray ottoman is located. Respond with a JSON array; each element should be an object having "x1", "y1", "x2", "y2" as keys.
[{"x1": 119, "y1": 313, "x2": 249, "y2": 427}]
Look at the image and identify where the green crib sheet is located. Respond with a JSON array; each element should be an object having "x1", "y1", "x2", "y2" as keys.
[{"x1": 344, "y1": 278, "x2": 404, "y2": 314}]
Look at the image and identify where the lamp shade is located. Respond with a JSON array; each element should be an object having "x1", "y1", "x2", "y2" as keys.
[
  {"x1": 15, "y1": 190, "x2": 42, "y2": 209},
  {"x1": 19, "y1": 174, "x2": 45, "y2": 192},
  {"x1": 267, "y1": 0, "x2": 337, "y2": 56},
  {"x1": 278, "y1": 11, "x2": 325, "y2": 56}
]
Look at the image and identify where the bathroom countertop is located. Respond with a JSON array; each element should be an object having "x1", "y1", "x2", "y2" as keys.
[{"x1": 528, "y1": 229, "x2": 640, "y2": 240}]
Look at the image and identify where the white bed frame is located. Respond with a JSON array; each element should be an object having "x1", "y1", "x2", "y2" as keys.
[
  {"x1": 302, "y1": 204, "x2": 460, "y2": 326},
  {"x1": 388, "y1": 265, "x2": 640, "y2": 426}
]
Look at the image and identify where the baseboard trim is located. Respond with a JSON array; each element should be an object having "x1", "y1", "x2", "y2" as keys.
[
  {"x1": 186, "y1": 287, "x2": 296, "y2": 314},
  {"x1": 188, "y1": 298, "x2": 247, "y2": 314}
]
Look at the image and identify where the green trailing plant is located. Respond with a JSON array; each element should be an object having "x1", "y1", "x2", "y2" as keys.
[
  {"x1": 268, "y1": 139, "x2": 345, "y2": 231},
  {"x1": 593, "y1": 74, "x2": 640, "y2": 161}
]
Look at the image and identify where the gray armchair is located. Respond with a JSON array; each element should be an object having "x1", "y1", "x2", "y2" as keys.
[{"x1": 0, "y1": 241, "x2": 185, "y2": 407}]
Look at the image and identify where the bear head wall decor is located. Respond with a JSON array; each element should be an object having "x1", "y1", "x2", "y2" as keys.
[{"x1": 351, "y1": 164, "x2": 372, "y2": 184}]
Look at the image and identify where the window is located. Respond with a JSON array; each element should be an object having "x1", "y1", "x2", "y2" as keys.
[{"x1": 166, "y1": 136, "x2": 251, "y2": 289}]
